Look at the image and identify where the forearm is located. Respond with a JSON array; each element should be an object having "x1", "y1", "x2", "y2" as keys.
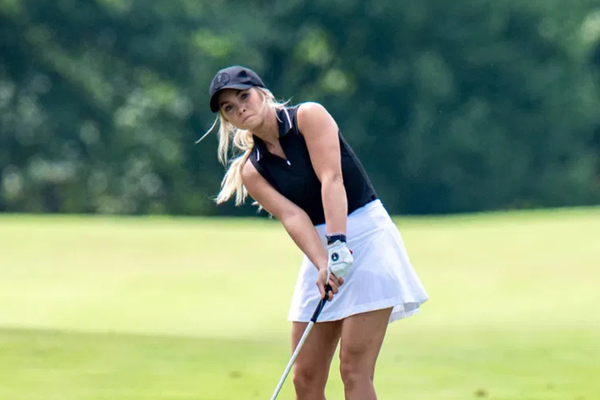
[
  {"x1": 282, "y1": 212, "x2": 328, "y2": 271},
  {"x1": 321, "y1": 176, "x2": 347, "y2": 235}
]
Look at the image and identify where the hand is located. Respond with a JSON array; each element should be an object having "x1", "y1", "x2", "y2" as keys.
[
  {"x1": 316, "y1": 267, "x2": 344, "y2": 301},
  {"x1": 327, "y1": 240, "x2": 354, "y2": 280}
]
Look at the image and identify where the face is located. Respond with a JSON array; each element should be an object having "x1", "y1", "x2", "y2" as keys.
[{"x1": 218, "y1": 88, "x2": 265, "y2": 130}]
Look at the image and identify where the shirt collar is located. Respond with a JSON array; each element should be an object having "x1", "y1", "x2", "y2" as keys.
[
  {"x1": 253, "y1": 136, "x2": 266, "y2": 162},
  {"x1": 277, "y1": 107, "x2": 293, "y2": 138},
  {"x1": 253, "y1": 108, "x2": 292, "y2": 162}
]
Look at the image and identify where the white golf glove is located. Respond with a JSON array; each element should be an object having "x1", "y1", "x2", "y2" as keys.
[{"x1": 326, "y1": 235, "x2": 354, "y2": 279}]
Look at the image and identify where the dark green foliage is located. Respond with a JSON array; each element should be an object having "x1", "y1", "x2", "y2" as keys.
[{"x1": 1, "y1": 0, "x2": 599, "y2": 215}]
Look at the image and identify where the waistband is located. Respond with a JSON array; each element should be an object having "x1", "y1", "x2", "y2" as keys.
[{"x1": 349, "y1": 199, "x2": 382, "y2": 217}]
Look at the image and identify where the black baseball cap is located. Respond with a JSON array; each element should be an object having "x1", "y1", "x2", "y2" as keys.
[{"x1": 209, "y1": 66, "x2": 266, "y2": 112}]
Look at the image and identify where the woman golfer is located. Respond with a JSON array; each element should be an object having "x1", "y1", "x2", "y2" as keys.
[{"x1": 204, "y1": 65, "x2": 429, "y2": 400}]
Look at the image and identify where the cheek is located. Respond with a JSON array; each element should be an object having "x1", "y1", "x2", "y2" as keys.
[
  {"x1": 223, "y1": 114, "x2": 239, "y2": 127},
  {"x1": 255, "y1": 99, "x2": 267, "y2": 117},
  {"x1": 231, "y1": 117, "x2": 244, "y2": 128},
  {"x1": 250, "y1": 92, "x2": 262, "y2": 107}
]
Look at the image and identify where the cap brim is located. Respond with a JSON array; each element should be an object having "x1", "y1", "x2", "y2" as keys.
[{"x1": 210, "y1": 84, "x2": 254, "y2": 112}]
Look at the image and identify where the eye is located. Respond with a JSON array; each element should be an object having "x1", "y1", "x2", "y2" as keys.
[
  {"x1": 240, "y1": 92, "x2": 249, "y2": 100},
  {"x1": 224, "y1": 105, "x2": 233, "y2": 113}
]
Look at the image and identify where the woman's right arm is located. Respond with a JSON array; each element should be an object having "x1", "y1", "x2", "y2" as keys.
[{"x1": 241, "y1": 160, "x2": 337, "y2": 297}]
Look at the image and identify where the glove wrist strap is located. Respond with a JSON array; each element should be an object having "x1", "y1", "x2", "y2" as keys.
[{"x1": 326, "y1": 233, "x2": 347, "y2": 245}]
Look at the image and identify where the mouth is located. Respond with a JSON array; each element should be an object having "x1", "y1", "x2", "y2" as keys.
[{"x1": 242, "y1": 115, "x2": 252, "y2": 123}]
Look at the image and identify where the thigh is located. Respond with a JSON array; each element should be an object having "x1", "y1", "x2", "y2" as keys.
[
  {"x1": 292, "y1": 320, "x2": 343, "y2": 375},
  {"x1": 339, "y1": 308, "x2": 392, "y2": 375}
]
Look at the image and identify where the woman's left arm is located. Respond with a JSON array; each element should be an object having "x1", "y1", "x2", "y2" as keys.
[{"x1": 297, "y1": 102, "x2": 347, "y2": 235}]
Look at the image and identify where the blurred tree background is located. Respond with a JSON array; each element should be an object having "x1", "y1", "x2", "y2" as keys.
[{"x1": 1, "y1": 0, "x2": 599, "y2": 216}]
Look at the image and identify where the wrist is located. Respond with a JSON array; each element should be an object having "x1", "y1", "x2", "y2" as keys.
[
  {"x1": 316, "y1": 257, "x2": 328, "y2": 271},
  {"x1": 326, "y1": 233, "x2": 347, "y2": 245}
]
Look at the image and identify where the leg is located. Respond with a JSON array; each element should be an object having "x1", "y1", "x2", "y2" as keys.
[
  {"x1": 339, "y1": 308, "x2": 392, "y2": 400},
  {"x1": 292, "y1": 320, "x2": 343, "y2": 400}
]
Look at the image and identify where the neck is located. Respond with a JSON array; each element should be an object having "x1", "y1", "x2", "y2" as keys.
[{"x1": 251, "y1": 107, "x2": 279, "y2": 146}]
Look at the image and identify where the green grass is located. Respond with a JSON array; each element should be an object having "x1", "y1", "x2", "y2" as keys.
[{"x1": 0, "y1": 208, "x2": 599, "y2": 400}]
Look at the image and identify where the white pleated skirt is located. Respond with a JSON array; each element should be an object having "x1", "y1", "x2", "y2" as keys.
[{"x1": 287, "y1": 199, "x2": 429, "y2": 324}]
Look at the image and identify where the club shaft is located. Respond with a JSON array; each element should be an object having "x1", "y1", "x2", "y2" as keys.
[{"x1": 269, "y1": 321, "x2": 315, "y2": 400}]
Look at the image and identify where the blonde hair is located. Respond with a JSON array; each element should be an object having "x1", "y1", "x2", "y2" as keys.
[{"x1": 200, "y1": 87, "x2": 289, "y2": 206}]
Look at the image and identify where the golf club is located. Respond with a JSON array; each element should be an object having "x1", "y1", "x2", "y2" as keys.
[{"x1": 269, "y1": 284, "x2": 333, "y2": 400}]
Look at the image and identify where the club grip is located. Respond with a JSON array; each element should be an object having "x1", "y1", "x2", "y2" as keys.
[{"x1": 311, "y1": 284, "x2": 333, "y2": 323}]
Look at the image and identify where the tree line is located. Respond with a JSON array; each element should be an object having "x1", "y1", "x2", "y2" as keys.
[{"x1": 1, "y1": 0, "x2": 599, "y2": 216}]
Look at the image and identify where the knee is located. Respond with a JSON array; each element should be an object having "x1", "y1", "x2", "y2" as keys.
[
  {"x1": 340, "y1": 360, "x2": 373, "y2": 392},
  {"x1": 293, "y1": 365, "x2": 326, "y2": 395}
]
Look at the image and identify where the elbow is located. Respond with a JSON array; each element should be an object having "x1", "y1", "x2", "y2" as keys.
[
  {"x1": 280, "y1": 208, "x2": 305, "y2": 227},
  {"x1": 322, "y1": 172, "x2": 344, "y2": 187}
]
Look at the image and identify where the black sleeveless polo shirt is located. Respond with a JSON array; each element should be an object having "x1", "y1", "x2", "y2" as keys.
[{"x1": 248, "y1": 105, "x2": 378, "y2": 226}]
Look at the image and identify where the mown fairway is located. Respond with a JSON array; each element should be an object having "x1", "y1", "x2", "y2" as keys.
[{"x1": 0, "y1": 208, "x2": 599, "y2": 400}]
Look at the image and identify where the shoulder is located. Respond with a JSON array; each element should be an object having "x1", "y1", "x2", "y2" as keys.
[
  {"x1": 296, "y1": 102, "x2": 337, "y2": 132},
  {"x1": 297, "y1": 101, "x2": 330, "y2": 121}
]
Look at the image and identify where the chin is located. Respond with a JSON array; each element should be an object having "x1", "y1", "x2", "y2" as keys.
[{"x1": 243, "y1": 117, "x2": 261, "y2": 130}]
